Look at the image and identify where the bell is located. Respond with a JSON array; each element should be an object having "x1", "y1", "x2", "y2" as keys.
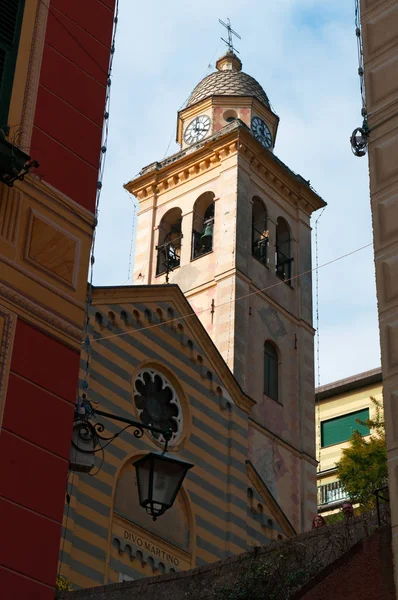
[{"x1": 200, "y1": 222, "x2": 213, "y2": 247}]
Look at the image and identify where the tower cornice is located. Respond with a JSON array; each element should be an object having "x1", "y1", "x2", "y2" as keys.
[{"x1": 125, "y1": 122, "x2": 325, "y2": 216}]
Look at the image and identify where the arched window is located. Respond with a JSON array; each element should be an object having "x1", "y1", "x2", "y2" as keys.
[
  {"x1": 275, "y1": 217, "x2": 293, "y2": 282},
  {"x1": 264, "y1": 341, "x2": 278, "y2": 401},
  {"x1": 192, "y1": 192, "x2": 215, "y2": 259},
  {"x1": 156, "y1": 208, "x2": 182, "y2": 276},
  {"x1": 252, "y1": 197, "x2": 268, "y2": 265}
]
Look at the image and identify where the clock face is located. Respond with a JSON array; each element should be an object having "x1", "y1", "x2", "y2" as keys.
[
  {"x1": 251, "y1": 117, "x2": 272, "y2": 149},
  {"x1": 184, "y1": 115, "x2": 211, "y2": 145}
]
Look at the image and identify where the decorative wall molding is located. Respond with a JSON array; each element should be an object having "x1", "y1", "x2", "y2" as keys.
[
  {"x1": 19, "y1": 0, "x2": 49, "y2": 151},
  {"x1": 127, "y1": 129, "x2": 323, "y2": 217},
  {"x1": 131, "y1": 141, "x2": 236, "y2": 201},
  {"x1": 0, "y1": 186, "x2": 22, "y2": 245},
  {"x1": 24, "y1": 209, "x2": 80, "y2": 290},
  {"x1": 0, "y1": 308, "x2": 16, "y2": 431},
  {"x1": 0, "y1": 282, "x2": 82, "y2": 343}
]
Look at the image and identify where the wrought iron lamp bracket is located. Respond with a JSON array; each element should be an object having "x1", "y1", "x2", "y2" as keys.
[{"x1": 72, "y1": 401, "x2": 173, "y2": 456}]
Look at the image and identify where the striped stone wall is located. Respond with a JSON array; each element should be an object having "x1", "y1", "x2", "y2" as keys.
[{"x1": 60, "y1": 287, "x2": 291, "y2": 590}]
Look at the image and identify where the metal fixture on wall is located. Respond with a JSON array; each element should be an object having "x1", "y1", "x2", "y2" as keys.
[
  {"x1": 70, "y1": 397, "x2": 193, "y2": 520},
  {"x1": 0, "y1": 128, "x2": 39, "y2": 186},
  {"x1": 350, "y1": 0, "x2": 369, "y2": 157}
]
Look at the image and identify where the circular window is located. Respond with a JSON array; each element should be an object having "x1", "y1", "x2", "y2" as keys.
[
  {"x1": 223, "y1": 109, "x2": 238, "y2": 123},
  {"x1": 134, "y1": 369, "x2": 182, "y2": 446}
]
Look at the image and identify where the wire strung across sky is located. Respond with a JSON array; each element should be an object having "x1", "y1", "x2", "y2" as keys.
[{"x1": 89, "y1": 240, "x2": 373, "y2": 345}]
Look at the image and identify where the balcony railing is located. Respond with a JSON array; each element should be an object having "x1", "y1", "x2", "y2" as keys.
[
  {"x1": 318, "y1": 480, "x2": 348, "y2": 506},
  {"x1": 252, "y1": 229, "x2": 268, "y2": 265},
  {"x1": 156, "y1": 238, "x2": 182, "y2": 276},
  {"x1": 275, "y1": 246, "x2": 293, "y2": 282}
]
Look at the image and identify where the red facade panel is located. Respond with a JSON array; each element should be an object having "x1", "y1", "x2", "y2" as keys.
[
  {"x1": 34, "y1": 86, "x2": 102, "y2": 168},
  {"x1": 40, "y1": 44, "x2": 106, "y2": 124},
  {"x1": 10, "y1": 320, "x2": 80, "y2": 403},
  {"x1": 3, "y1": 374, "x2": 74, "y2": 459},
  {"x1": 31, "y1": 127, "x2": 98, "y2": 211},
  {"x1": 99, "y1": 0, "x2": 115, "y2": 9},
  {"x1": 0, "y1": 498, "x2": 62, "y2": 586},
  {"x1": 44, "y1": 11, "x2": 110, "y2": 82},
  {"x1": 0, "y1": 568, "x2": 54, "y2": 600},
  {"x1": 51, "y1": 0, "x2": 115, "y2": 47},
  {"x1": 31, "y1": 0, "x2": 115, "y2": 212},
  {"x1": 0, "y1": 430, "x2": 69, "y2": 522}
]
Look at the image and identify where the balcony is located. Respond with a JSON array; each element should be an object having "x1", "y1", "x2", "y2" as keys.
[{"x1": 318, "y1": 480, "x2": 348, "y2": 507}]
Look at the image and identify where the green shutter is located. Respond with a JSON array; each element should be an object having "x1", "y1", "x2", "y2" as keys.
[
  {"x1": 264, "y1": 343, "x2": 278, "y2": 402},
  {"x1": 0, "y1": 0, "x2": 25, "y2": 128},
  {"x1": 321, "y1": 408, "x2": 370, "y2": 447}
]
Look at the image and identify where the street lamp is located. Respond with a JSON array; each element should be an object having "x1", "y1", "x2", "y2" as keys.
[
  {"x1": 70, "y1": 396, "x2": 193, "y2": 519},
  {"x1": 134, "y1": 452, "x2": 193, "y2": 520}
]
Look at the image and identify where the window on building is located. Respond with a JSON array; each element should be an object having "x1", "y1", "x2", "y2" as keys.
[
  {"x1": 0, "y1": 0, "x2": 25, "y2": 128},
  {"x1": 275, "y1": 217, "x2": 293, "y2": 282},
  {"x1": 321, "y1": 408, "x2": 370, "y2": 447},
  {"x1": 252, "y1": 197, "x2": 268, "y2": 265},
  {"x1": 192, "y1": 192, "x2": 215, "y2": 260},
  {"x1": 264, "y1": 341, "x2": 278, "y2": 401},
  {"x1": 156, "y1": 208, "x2": 182, "y2": 276}
]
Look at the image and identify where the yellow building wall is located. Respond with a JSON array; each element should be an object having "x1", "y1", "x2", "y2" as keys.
[{"x1": 316, "y1": 375, "x2": 383, "y2": 511}]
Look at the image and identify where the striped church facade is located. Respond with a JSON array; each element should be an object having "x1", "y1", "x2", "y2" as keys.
[{"x1": 60, "y1": 285, "x2": 295, "y2": 589}]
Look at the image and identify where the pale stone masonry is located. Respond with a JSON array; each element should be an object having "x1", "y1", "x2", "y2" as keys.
[{"x1": 360, "y1": 0, "x2": 398, "y2": 595}]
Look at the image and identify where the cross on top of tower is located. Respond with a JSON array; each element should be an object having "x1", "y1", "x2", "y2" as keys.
[{"x1": 218, "y1": 18, "x2": 241, "y2": 54}]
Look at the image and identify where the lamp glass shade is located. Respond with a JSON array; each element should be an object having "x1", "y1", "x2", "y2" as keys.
[{"x1": 133, "y1": 452, "x2": 193, "y2": 520}]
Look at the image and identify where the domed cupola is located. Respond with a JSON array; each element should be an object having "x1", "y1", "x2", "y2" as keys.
[
  {"x1": 187, "y1": 51, "x2": 270, "y2": 110},
  {"x1": 177, "y1": 51, "x2": 279, "y2": 151}
]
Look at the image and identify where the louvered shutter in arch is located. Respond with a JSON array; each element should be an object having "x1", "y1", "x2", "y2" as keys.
[
  {"x1": 0, "y1": 0, "x2": 25, "y2": 128},
  {"x1": 321, "y1": 408, "x2": 370, "y2": 447}
]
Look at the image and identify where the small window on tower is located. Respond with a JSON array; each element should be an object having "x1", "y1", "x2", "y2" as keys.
[
  {"x1": 156, "y1": 208, "x2": 183, "y2": 276},
  {"x1": 252, "y1": 197, "x2": 268, "y2": 265},
  {"x1": 191, "y1": 192, "x2": 215, "y2": 260},
  {"x1": 264, "y1": 341, "x2": 279, "y2": 402},
  {"x1": 275, "y1": 217, "x2": 293, "y2": 283}
]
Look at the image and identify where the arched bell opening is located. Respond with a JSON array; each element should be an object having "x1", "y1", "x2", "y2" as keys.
[
  {"x1": 191, "y1": 192, "x2": 215, "y2": 260},
  {"x1": 156, "y1": 208, "x2": 183, "y2": 276}
]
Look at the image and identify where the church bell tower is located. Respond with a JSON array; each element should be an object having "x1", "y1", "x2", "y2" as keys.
[{"x1": 126, "y1": 47, "x2": 326, "y2": 529}]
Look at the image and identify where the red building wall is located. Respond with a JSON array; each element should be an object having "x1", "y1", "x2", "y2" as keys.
[
  {"x1": 296, "y1": 527, "x2": 395, "y2": 600},
  {"x1": 31, "y1": 0, "x2": 115, "y2": 212},
  {"x1": 0, "y1": 1, "x2": 116, "y2": 598}
]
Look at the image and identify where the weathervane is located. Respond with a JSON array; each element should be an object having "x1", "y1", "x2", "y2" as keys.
[{"x1": 219, "y1": 18, "x2": 241, "y2": 54}]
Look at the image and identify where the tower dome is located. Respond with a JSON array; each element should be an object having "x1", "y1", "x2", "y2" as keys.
[{"x1": 186, "y1": 51, "x2": 270, "y2": 109}]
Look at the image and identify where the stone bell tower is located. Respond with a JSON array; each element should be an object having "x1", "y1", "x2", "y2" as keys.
[
  {"x1": 126, "y1": 51, "x2": 326, "y2": 529},
  {"x1": 126, "y1": 49, "x2": 324, "y2": 387}
]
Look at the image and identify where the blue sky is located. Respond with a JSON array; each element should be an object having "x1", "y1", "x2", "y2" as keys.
[{"x1": 93, "y1": 0, "x2": 380, "y2": 385}]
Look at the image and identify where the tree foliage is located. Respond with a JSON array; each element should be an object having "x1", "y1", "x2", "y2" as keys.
[
  {"x1": 336, "y1": 397, "x2": 387, "y2": 509},
  {"x1": 56, "y1": 574, "x2": 72, "y2": 592}
]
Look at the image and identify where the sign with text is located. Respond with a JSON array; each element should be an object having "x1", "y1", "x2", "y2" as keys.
[{"x1": 112, "y1": 519, "x2": 192, "y2": 571}]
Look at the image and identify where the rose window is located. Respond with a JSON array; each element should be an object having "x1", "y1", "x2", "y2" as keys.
[{"x1": 134, "y1": 369, "x2": 182, "y2": 446}]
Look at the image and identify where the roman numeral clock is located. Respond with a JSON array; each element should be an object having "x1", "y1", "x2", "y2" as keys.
[
  {"x1": 251, "y1": 116, "x2": 272, "y2": 148},
  {"x1": 184, "y1": 115, "x2": 211, "y2": 145}
]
